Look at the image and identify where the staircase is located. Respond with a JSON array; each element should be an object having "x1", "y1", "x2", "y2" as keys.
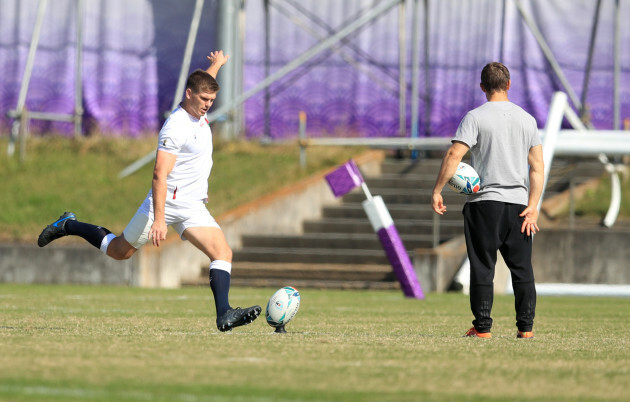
[
  {"x1": 184, "y1": 155, "x2": 607, "y2": 290},
  {"x1": 189, "y1": 157, "x2": 465, "y2": 289}
]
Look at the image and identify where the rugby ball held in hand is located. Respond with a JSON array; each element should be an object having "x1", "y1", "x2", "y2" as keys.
[
  {"x1": 266, "y1": 286, "x2": 300, "y2": 328},
  {"x1": 448, "y1": 162, "x2": 480, "y2": 194}
]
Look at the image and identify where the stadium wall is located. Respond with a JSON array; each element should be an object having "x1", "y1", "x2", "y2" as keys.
[
  {"x1": 3, "y1": 225, "x2": 628, "y2": 290},
  {"x1": 415, "y1": 227, "x2": 630, "y2": 293},
  {"x1": 532, "y1": 228, "x2": 630, "y2": 284}
]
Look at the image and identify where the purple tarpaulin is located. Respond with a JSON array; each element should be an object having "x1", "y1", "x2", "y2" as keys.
[
  {"x1": 1, "y1": 0, "x2": 628, "y2": 138},
  {"x1": 0, "y1": 0, "x2": 218, "y2": 137}
]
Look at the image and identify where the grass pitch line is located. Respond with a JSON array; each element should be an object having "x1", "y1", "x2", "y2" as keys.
[
  {"x1": 534, "y1": 283, "x2": 630, "y2": 297},
  {"x1": 0, "y1": 385, "x2": 114, "y2": 400},
  {"x1": 0, "y1": 385, "x2": 292, "y2": 401}
]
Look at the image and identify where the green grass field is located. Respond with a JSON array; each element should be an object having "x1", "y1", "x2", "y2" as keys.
[
  {"x1": 2, "y1": 137, "x2": 629, "y2": 401},
  {"x1": 1, "y1": 284, "x2": 629, "y2": 401}
]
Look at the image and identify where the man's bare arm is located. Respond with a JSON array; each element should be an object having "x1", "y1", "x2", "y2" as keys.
[
  {"x1": 148, "y1": 150, "x2": 177, "y2": 247},
  {"x1": 432, "y1": 141, "x2": 470, "y2": 215},
  {"x1": 520, "y1": 144, "x2": 544, "y2": 235},
  {"x1": 206, "y1": 50, "x2": 229, "y2": 79}
]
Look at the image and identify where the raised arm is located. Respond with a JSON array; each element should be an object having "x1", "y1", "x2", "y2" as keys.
[{"x1": 206, "y1": 50, "x2": 230, "y2": 79}]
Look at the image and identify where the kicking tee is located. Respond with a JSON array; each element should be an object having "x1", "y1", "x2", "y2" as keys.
[
  {"x1": 453, "y1": 101, "x2": 541, "y2": 205},
  {"x1": 153, "y1": 105, "x2": 213, "y2": 202}
]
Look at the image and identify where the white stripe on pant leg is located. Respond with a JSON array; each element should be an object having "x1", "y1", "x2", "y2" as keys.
[{"x1": 210, "y1": 260, "x2": 232, "y2": 274}]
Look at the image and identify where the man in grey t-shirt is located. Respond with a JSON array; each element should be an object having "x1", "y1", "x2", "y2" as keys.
[{"x1": 431, "y1": 62, "x2": 544, "y2": 339}]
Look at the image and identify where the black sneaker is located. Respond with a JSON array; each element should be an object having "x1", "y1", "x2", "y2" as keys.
[
  {"x1": 37, "y1": 212, "x2": 76, "y2": 247},
  {"x1": 216, "y1": 306, "x2": 261, "y2": 332}
]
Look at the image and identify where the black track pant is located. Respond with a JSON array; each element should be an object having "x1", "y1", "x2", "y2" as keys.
[{"x1": 463, "y1": 201, "x2": 536, "y2": 333}]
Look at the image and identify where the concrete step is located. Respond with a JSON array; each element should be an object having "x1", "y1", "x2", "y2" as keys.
[
  {"x1": 343, "y1": 189, "x2": 466, "y2": 205},
  {"x1": 380, "y1": 159, "x2": 442, "y2": 175},
  {"x1": 231, "y1": 278, "x2": 400, "y2": 290},
  {"x1": 184, "y1": 262, "x2": 400, "y2": 289},
  {"x1": 211, "y1": 262, "x2": 395, "y2": 281},
  {"x1": 303, "y1": 218, "x2": 464, "y2": 236},
  {"x1": 233, "y1": 247, "x2": 392, "y2": 265},
  {"x1": 241, "y1": 233, "x2": 447, "y2": 250},
  {"x1": 365, "y1": 175, "x2": 437, "y2": 189},
  {"x1": 187, "y1": 277, "x2": 400, "y2": 290},
  {"x1": 322, "y1": 203, "x2": 454, "y2": 220}
]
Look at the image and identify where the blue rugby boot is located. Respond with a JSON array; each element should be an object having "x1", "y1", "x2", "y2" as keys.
[{"x1": 37, "y1": 212, "x2": 76, "y2": 247}]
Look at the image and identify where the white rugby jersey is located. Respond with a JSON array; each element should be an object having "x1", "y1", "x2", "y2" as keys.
[{"x1": 151, "y1": 105, "x2": 213, "y2": 202}]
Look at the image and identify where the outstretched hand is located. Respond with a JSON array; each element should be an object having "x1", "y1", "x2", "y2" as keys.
[
  {"x1": 519, "y1": 205, "x2": 540, "y2": 236},
  {"x1": 207, "y1": 50, "x2": 229, "y2": 68},
  {"x1": 206, "y1": 50, "x2": 229, "y2": 79}
]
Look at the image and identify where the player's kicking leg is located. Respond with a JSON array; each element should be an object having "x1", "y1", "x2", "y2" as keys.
[
  {"x1": 183, "y1": 226, "x2": 261, "y2": 332},
  {"x1": 38, "y1": 212, "x2": 136, "y2": 260}
]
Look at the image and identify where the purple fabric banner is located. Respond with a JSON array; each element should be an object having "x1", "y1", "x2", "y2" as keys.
[
  {"x1": 1, "y1": 0, "x2": 628, "y2": 138},
  {"x1": 0, "y1": 0, "x2": 218, "y2": 137},
  {"x1": 325, "y1": 159, "x2": 364, "y2": 198},
  {"x1": 243, "y1": 0, "x2": 630, "y2": 139},
  {"x1": 0, "y1": 0, "x2": 161, "y2": 136}
]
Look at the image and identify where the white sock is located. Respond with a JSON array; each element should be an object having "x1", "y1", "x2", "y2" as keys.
[
  {"x1": 100, "y1": 233, "x2": 117, "y2": 254},
  {"x1": 209, "y1": 260, "x2": 232, "y2": 275}
]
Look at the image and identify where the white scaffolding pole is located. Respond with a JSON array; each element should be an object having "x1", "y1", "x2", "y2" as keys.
[
  {"x1": 7, "y1": 0, "x2": 48, "y2": 157},
  {"x1": 398, "y1": 0, "x2": 407, "y2": 137},
  {"x1": 120, "y1": 0, "x2": 403, "y2": 178},
  {"x1": 423, "y1": 0, "x2": 431, "y2": 137},
  {"x1": 217, "y1": 0, "x2": 238, "y2": 139},
  {"x1": 580, "y1": 0, "x2": 602, "y2": 119},
  {"x1": 7, "y1": 0, "x2": 85, "y2": 158},
  {"x1": 613, "y1": 0, "x2": 621, "y2": 130},
  {"x1": 410, "y1": 0, "x2": 420, "y2": 138},
  {"x1": 169, "y1": 0, "x2": 205, "y2": 115},
  {"x1": 270, "y1": 1, "x2": 397, "y2": 96},
  {"x1": 125, "y1": 0, "x2": 205, "y2": 177},
  {"x1": 207, "y1": 0, "x2": 402, "y2": 123},
  {"x1": 513, "y1": 0, "x2": 583, "y2": 114},
  {"x1": 74, "y1": 0, "x2": 85, "y2": 139}
]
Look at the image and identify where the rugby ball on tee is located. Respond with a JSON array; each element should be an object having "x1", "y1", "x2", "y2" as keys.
[
  {"x1": 266, "y1": 286, "x2": 301, "y2": 328},
  {"x1": 448, "y1": 162, "x2": 480, "y2": 194}
]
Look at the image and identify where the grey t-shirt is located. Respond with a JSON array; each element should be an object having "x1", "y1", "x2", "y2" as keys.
[{"x1": 453, "y1": 101, "x2": 541, "y2": 205}]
